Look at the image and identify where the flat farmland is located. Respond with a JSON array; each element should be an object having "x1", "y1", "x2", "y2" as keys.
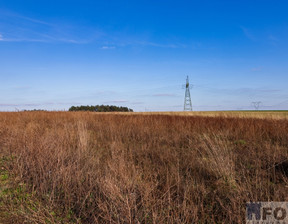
[
  {"x1": 1, "y1": 111, "x2": 288, "y2": 223},
  {"x1": 83, "y1": 110, "x2": 288, "y2": 120}
]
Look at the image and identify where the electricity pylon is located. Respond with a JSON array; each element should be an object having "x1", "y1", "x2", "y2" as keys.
[
  {"x1": 252, "y1": 101, "x2": 262, "y2": 110},
  {"x1": 183, "y1": 76, "x2": 193, "y2": 111}
]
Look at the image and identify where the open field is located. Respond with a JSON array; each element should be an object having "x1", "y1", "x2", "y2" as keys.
[
  {"x1": 79, "y1": 110, "x2": 288, "y2": 120},
  {"x1": 133, "y1": 111, "x2": 288, "y2": 120},
  {"x1": 1, "y1": 111, "x2": 288, "y2": 223}
]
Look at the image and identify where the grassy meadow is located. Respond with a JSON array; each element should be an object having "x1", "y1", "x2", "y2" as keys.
[{"x1": 0, "y1": 111, "x2": 288, "y2": 223}]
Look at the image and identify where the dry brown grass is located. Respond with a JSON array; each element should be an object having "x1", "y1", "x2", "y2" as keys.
[
  {"x1": 0, "y1": 111, "x2": 288, "y2": 223},
  {"x1": 133, "y1": 111, "x2": 288, "y2": 120}
]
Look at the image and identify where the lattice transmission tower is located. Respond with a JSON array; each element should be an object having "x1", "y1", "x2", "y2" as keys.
[
  {"x1": 252, "y1": 101, "x2": 262, "y2": 110},
  {"x1": 183, "y1": 76, "x2": 193, "y2": 111}
]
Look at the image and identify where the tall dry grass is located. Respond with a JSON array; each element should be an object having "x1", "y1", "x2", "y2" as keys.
[{"x1": 0, "y1": 111, "x2": 288, "y2": 223}]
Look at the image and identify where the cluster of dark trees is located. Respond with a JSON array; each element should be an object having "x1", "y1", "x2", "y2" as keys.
[
  {"x1": 23, "y1": 109, "x2": 46, "y2": 112},
  {"x1": 69, "y1": 105, "x2": 133, "y2": 112}
]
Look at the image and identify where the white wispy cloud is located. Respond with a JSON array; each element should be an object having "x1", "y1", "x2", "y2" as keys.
[
  {"x1": 0, "y1": 103, "x2": 41, "y2": 107},
  {"x1": 16, "y1": 15, "x2": 53, "y2": 26},
  {"x1": 0, "y1": 9, "x2": 53, "y2": 25},
  {"x1": 240, "y1": 26, "x2": 256, "y2": 41},
  {"x1": 268, "y1": 34, "x2": 279, "y2": 46},
  {"x1": 131, "y1": 101, "x2": 144, "y2": 105},
  {"x1": 133, "y1": 41, "x2": 187, "y2": 49},
  {"x1": 99, "y1": 40, "x2": 188, "y2": 50},
  {"x1": 206, "y1": 87, "x2": 281, "y2": 95},
  {"x1": 268, "y1": 35, "x2": 278, "y2": 41},
  {"x1": 0, "y1": 102, "x2": 80, "y2": 107},
  {"x1": 100, "y1": 46, "x2": 116, "y2": 50},
  {"x1": 0, "y1": 9, "x2": 194, "y2": 48},
  {"x1": 0, "y1": 10, "x2": 94, "y2": 44},
  {"x1": 103, "y1": 100, "x2": 129, "y2": 104},
  {"x1": 152, "y1": 93, "x2": 178, "y2": 97}
]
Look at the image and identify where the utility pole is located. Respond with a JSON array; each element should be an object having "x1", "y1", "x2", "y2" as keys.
[{"x1": 183, "y1": 76, "x2": 193, "y2": 111}]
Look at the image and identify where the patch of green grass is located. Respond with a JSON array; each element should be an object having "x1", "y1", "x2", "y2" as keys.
[
  {"x1": 0, "y1": 155, "x2": 79, "y2": 223},
  {"x1": 234, "y1": 139, "x2": 247, "y2": 145},
  {"x1": 0, "y1": 173, "x2": 8, "y2": 181}
]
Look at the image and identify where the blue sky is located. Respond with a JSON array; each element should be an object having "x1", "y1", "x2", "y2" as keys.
[{"x1": 1, "y1": 0, "x2": 288, "y2": 111}]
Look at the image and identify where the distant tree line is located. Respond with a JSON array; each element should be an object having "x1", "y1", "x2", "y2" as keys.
[
  {"x1": 23, "y1": 109, "x2": 46, "y2": 112},
  {"x1": 69, "y1": 105, "x2": 133, "y2": 112}
]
